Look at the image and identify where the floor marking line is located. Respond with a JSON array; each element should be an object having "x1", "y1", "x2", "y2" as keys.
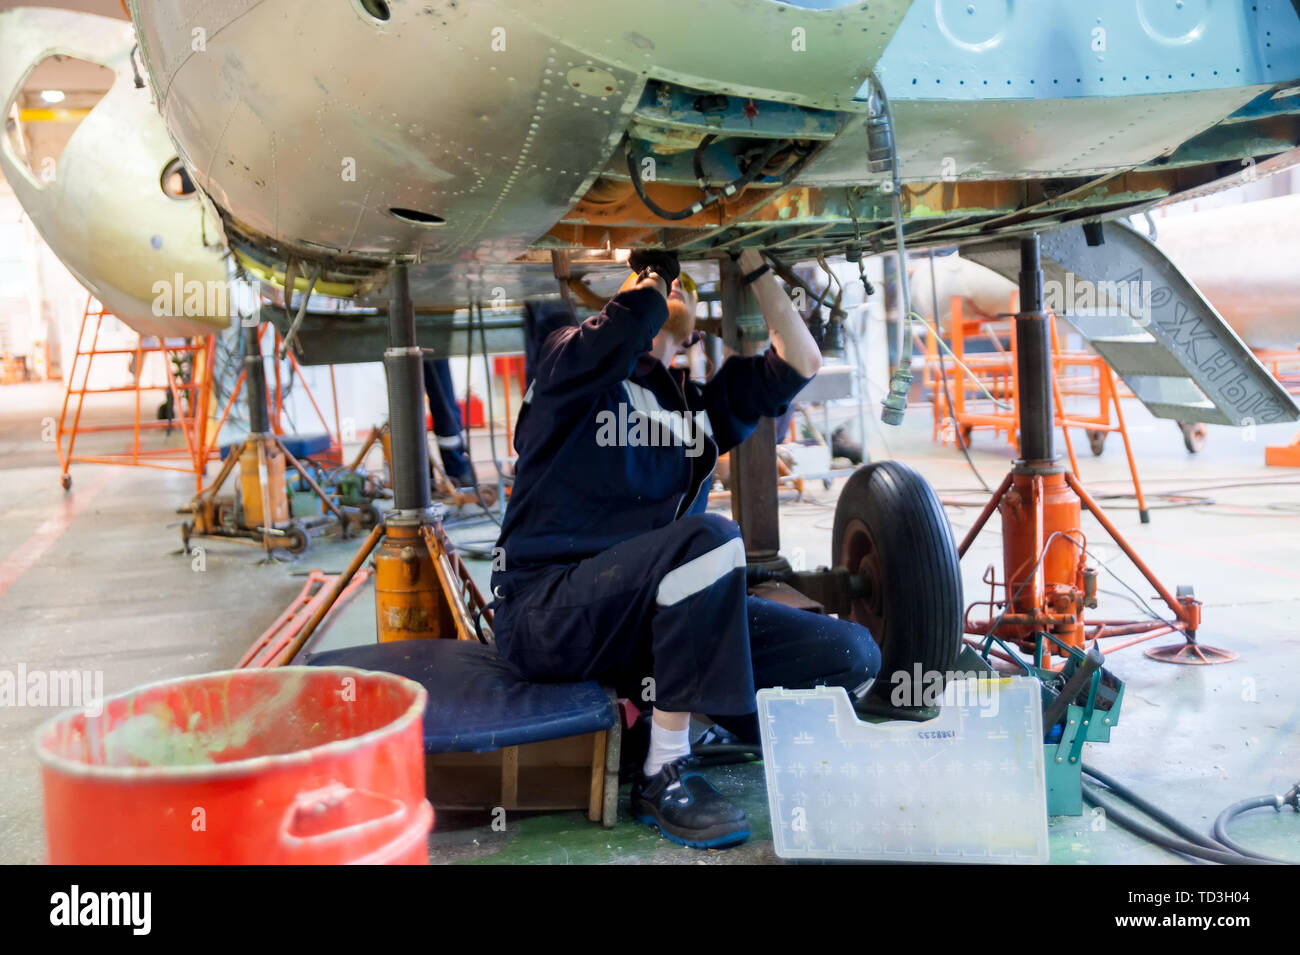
[{"x1": 0, "y1": 470, "x2": 115, "y2": 602}]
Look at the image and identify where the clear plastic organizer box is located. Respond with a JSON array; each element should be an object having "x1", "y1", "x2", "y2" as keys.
[{"x1": 757, "y1": 677, "x2": 1048, "y2": 864}]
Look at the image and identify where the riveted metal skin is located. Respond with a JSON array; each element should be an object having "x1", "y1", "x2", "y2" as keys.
[
  {"x1": 0, "y1": 8, "x2": 228, "y2": 337},
  {"x1": 120, "y1": 0, "x2": 1300, "y2": 301}
]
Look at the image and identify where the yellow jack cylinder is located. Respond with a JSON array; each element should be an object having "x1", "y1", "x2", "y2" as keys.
[
  {"x1": 238, "y1": 435, "x2": 288, "y2": 528},
  {"x1": 374, "y1": 523, "x2": 455, "y2": 642}
]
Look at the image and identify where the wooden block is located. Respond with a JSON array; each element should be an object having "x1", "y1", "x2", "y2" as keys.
[
  {"x1": 424, "y1": 730, "x2": 609, "y2": 815},
  {"x1": 501, "y1": 746, "x2": 519, "y2": 810},
  {"x1": 587, "y1": 732, "x2": 606, "y2": 822}
]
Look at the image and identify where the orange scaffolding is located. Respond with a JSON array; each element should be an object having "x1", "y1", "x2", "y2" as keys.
[
  {"x1": 56, "y1": 297, "x2": 218, "y2": 492},
  {"x1": 1260, "y1": 348, "x2": 1300, "y2": 467},
  {"x1": 925, "y1": 295, "x2": 1148, "y2": 515}
]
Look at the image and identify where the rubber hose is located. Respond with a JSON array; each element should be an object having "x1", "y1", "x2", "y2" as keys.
[{"x1": 1082, "y1": 782, "x2": 1277, "y2": 866}]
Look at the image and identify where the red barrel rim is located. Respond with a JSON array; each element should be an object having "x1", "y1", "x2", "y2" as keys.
[{"x1": 34, "y1": 666, "x2": 427, "y2": 782}]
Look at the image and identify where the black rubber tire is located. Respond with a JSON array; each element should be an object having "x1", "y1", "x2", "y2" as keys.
[
  {"x1": 1179, "y1": 421, "x2": 1206, "y2": 454},
  {"x1": 1087, "y1": 429, "x2": 1107, "y2": 456},
  {"x1": 284, "y1": 525, "x2": 310, "y2": 556},
  {"x1": 831, "y1": 461, "x2": 964, "y2": 694}
]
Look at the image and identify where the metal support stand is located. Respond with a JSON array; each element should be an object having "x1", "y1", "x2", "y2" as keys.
[
  {"x1": 270, "y1": 263, "x2": 491, "y2": 661},
  {"x1": 719, "y1": 256, "x2": 785, "y2": 568},
  {"x1": 181, "y1": 322, "x2": 365, "y2": 557},
  {"x1": 958, "y1": 236, "x2": 1226, "y2": 664}
]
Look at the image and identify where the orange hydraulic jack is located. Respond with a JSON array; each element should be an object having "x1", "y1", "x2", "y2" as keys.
[
  {"x1": 267, "y1": 264, "x2": 496, "y2": 665},
  {"x1": 958, "y1": 236, "x2": 1232, "y2": 667}
]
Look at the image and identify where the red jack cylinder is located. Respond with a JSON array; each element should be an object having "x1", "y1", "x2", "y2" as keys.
[
  {"x1": 957, "y1": 233, "x2": 1226, "y2": 665},
  {"x1": 1000, "y1": 470, "x2": 1086, "y2": 651}
]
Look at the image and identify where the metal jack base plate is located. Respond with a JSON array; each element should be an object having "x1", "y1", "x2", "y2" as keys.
[{"x1": 1144, "y1": 639, "x2": 1238, "y2": 665}]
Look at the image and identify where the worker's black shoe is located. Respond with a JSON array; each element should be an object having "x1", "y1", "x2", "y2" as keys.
[{"x1": 631, "y1": 756, "x2": 749, "y2": 849}]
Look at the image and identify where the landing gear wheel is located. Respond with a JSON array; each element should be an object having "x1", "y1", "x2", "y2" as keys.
[
  {"x1": 474, "y1": 484, "x2": 499, "y2": 509},
  {"x1": 1179, "y1": 422, "x2": 1207, "y2": 453},
  {"x1": 284, "y1": 525, "x2": 310, "y2": 556},
  {"x1": 831, "y1": 461, "x2": 964, "y2": 697},
  {"x1": 60, "y1": 473, "x2": 71, "y2": 491},
  {"x1": 1087, "y1": 429, "x2": 1107, "y2": 456}
]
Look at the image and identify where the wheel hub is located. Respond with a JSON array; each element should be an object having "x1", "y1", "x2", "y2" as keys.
[{"x1": 841, "y1": 517, "x2": 886, "y2": 645}]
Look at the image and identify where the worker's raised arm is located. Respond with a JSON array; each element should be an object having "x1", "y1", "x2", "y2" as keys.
[
  {"x1": 699, "y1": 349, "x2": 812, "y2": 454},
  {"x1": 532, "y1": 276, "x2": 669, "y2": 404},
  {"x1": 697, "y1": 249, "x2": 820, "y2": 452},
  {"x1": 738, "y1": 248, "x2": 823, "y2": 380}
]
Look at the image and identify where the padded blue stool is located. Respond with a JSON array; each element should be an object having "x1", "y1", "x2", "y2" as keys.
[
  {"x1": 219, "y1": 433, "x2": 332, "y2": 460},
  {"x1": 307, "y1": 639, "x2": 621, "y2": 825}
]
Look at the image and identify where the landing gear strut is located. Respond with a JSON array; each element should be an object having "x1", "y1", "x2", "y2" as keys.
[{"x1": 719, "y1": 255, "x2": 965, "y2": 699}]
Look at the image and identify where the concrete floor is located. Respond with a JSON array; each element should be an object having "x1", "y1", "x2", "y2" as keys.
[{"x1": 2, "y1": 378, "x2": 1297, "y2": 864}]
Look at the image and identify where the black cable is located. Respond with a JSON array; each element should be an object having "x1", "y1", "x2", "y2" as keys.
[
  {"x1": 625, "y1": 138, "x2": 720, "y2": 221},
  {"x1": 454, "y1": 541, "x2": 499, "y2": 561},
  {"x1": 689, "y1": 744, "x2": 763, "y2": 768},
  {"x1": 624, "y1": 135, "x2": 787, "y2": 221},
  {"x1": 692, "y1": 743, "x2": 762, "y2": 758},
  {"x1": 1081, "y1": 782, "x2": 1274, "y2": 865},
  {"x1": 1082, "y1": 766, "x2": 1297, "y2": 865},
  {"x1": 691, "y1": 134, "x2": 717, "y2": 184},
  {"x1": 1214, "y1": 788, "x2": 1299, "y2": 862},
  {"x1": 460, "y1": 303, "x2": 502, "y2": 528},
  {"x1": 1082, "y1": 765, "x2": 1224, "y2": 851}
]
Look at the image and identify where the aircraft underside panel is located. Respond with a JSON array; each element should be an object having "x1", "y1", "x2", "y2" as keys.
[{"x1": 123, "y1": 0, "x2": 1300, "y2": 309}]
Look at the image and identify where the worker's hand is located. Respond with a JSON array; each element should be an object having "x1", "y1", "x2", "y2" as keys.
[
  {"x1": 635, "y1": 272, "x2": 670, "y2": 301},
  {"x1": 628, "y1": 249, "x2": 681, "y2": 286}
]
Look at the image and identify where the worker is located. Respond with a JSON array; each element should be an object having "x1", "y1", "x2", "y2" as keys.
[
  {"x1": 489, "y1": 248, "x2": 880, "y2": 849},
  {"x1": 421, "y1": 357, "x2": 473, "y2": 486}
]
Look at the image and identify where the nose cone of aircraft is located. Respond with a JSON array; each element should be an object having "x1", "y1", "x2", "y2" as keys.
[{"x1": 0, "y1": 7, "x2": 229, "y2": 337}]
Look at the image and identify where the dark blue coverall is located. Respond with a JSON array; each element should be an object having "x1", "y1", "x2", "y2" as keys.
[
  {"x1": 490, "y1": 287, "x2": 879, "y2": 737},
  {"x1": 422, "y1": 358, "x2": 473, "y2": 484}
]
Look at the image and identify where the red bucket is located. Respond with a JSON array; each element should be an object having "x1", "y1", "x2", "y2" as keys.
[{"x1": 36, "y1": 666, "x2": 432, "y2": 864}]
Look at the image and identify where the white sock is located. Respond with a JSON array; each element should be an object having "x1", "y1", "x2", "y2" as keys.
[{"x1": 643, "y1": 719, "x2": 691, "y2": 777}]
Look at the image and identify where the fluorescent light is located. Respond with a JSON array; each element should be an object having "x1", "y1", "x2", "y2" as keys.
[{"x1": 39, "y1": 90, "x2": 65, "y2": 104}]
